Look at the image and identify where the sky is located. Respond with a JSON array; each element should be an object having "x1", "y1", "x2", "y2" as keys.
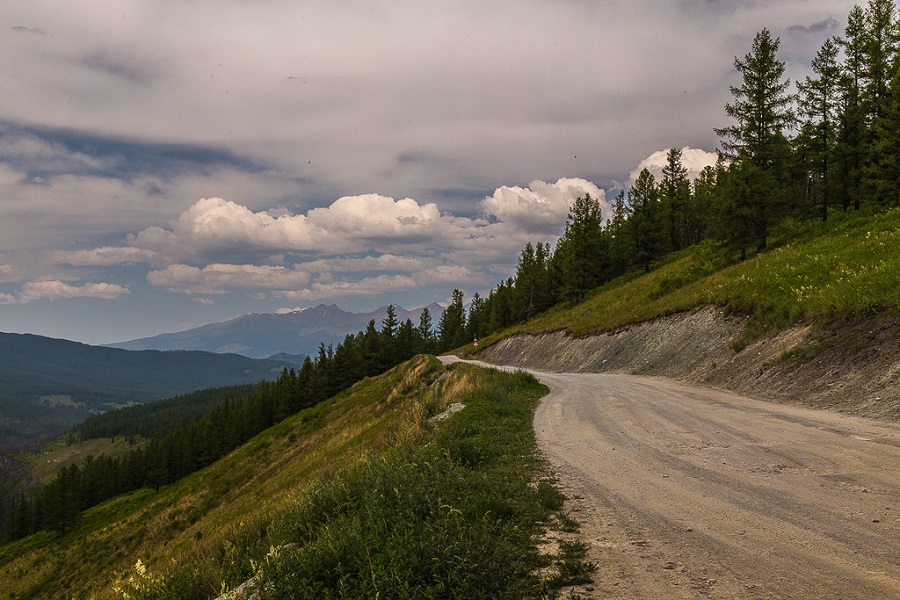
[{"x1": 0, "y1": 0, "x2": 860, "y2": 345}]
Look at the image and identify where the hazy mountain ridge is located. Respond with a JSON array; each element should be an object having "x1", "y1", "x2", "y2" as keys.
[
  {"x1": 0, "y1": 332, "x2": 291, "y2": 450},
  {"x1": 107, "y1": 303, "x2": 445, "y2": 359}
]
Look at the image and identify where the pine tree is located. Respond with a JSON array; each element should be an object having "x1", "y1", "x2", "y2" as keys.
[
  {"x1": 551, "y1": 193, "x2": 607, "y2": 302},
  {"x1": 629, "y1": 169, "x2": 666, "y2": 272},
  {"x1": 438, "y1": 289, "x2": 467, "y2": 350},
  {"x1": 797, "y1": 37, "x2": 842, "y2": 220},
  {"x1": 861, "y1": 0, "x2": 900, "y2": 206},
  {"x1": 838, "y1": 5, "x2": 869, "y2": 211},
  {"x1": 660, "y1": 148, "x2": 692, "y2": 251},
  {"x1": 607, "y1": 190, "x2": 633, "y2": 277},
  {"x1": 715, "y1": 28, "x2": 796, "y2": 250},
  {"x1": 416, "y1": 306, "x2": 435, "y2": 353}
]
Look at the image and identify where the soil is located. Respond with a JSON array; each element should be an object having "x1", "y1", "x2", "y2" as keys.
[{"x1": 531, "y1": 371, "x2": 900, "y2": 599}]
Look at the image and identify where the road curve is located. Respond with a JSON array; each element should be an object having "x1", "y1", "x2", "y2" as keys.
[{"x1": 442, "y1": 357, "x2": 900, "y2": 598}]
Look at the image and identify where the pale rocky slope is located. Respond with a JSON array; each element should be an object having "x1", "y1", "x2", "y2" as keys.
[{"x1": 478, "y1": 306, "x2": 899, "y2": 421}]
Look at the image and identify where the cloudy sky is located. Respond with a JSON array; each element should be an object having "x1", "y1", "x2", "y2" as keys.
[{"x1": 1, "y1": 0, "x2": 858, "y2": 345}]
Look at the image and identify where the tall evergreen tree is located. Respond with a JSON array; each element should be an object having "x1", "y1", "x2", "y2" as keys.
[
  {"x1": 797, "y1": 37, "x2": 842, "y2": 220},
  {"x1": 838, "y1": 5, "x2": 869, "y2": 211},
  {"x1": 438, "y1": 289, "x2": 467, "y2": 350},
  {"x1": 715, "y1": 28, "x2": 796, "y2": 250},
  {"x1": 551, "y1": 193, "x2": 607, "y2": 302},
  {"x1": 861, "y1": 0, "x2": 900, "y2": 206},
  {"x1": 416, "y1": 306, "x2": 435, "y2": 353},
  {"x1": 607, "y1": 190, "x2": 633, "y2": 277},
  {"x1": 660, "y1": 147, "x2": 692, "y2": 251},
  {"x1": 629, "y1": 169, "x2": 666, "y2": 272}
]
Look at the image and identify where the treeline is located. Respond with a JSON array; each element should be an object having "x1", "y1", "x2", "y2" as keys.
[
  {"x1": 75, "y1": 385, "x2": 257, "y2": 441},
  {"x1": 3, "y1": 306, "x2": 454, "y2": 541}
]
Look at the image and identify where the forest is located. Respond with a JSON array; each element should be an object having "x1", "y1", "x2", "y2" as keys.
[{"x1": 4, "y1": 0, "x2": 898, "y2": 543}]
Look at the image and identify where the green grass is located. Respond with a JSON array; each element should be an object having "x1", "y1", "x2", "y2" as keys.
[{"x1": 475, "y1": 208, "x2": 900, "y2": 349}]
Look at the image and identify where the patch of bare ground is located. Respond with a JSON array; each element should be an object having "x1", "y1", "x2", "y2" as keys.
[{"x1": 479, "y1": 306, "x2": 899, "y2": 422}]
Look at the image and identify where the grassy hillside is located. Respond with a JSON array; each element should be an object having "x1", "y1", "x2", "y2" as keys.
[
  {"x1": 482, "y1": 207, "x2": 899, "y2": 348},
  {"x1": 0, "y1": 357, "x2": 584, "y2": 599}
]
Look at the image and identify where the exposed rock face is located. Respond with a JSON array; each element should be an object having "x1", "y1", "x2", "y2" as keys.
[{"x1": 479, "y1": 306, "x2": 899, "y2": 421}]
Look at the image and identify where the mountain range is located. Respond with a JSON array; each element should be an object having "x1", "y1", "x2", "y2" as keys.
[{"x1": 107, "y1": 303, "x2": 445, "y2": 359}]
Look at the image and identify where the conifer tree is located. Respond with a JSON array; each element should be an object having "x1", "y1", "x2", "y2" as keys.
[
  {"x1": 838, "y1": 5, "x2": 869, "y2": 211},
  {"x1": 607, "y1": 190, "x2": 633, "y2": 277},
  {"x1": 861, "y1": 0, "x2": 900, "y2": 206},
  {"x1": 416, "y1": 306, "x2": 435, "y2": 353},
  {"x1": 438, "y1": 289, "x2": 467, "y2": 350},
  {"x1": 551, "y1": 193, "x2": 607, "y2": 302},
  {"x1": 660, "y1": 148, "x2": 692, "y2": 251},
  {"x1": 629, "y1": 169, "x2": 666, "y2": 271},
  {"x1": 797, "y1": 37, "x2": 842, "y2": 220},
  {"x1": 715, "y1": 28, "x2": 796, "y2": 250}
]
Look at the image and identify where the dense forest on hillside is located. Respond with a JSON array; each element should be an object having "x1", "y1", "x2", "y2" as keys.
[{"x1": 4, "y1": 0, "x2": 898, "y2": 549}]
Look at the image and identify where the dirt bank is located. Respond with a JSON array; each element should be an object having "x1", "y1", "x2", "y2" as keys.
[{"x1": 479, "y1": 306, "x2": 899, "y2": 421}]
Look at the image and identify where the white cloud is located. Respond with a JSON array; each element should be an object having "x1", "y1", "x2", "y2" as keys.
[
  {"x1": 482, "y1": 178, "x2": 609, "y2": 229},
  {"x1": 128, "y1": 194, "x2": 449, "y2": 261},
  {"x1": 147, "y1": 263, "x2": 312, "y2": 295},
  {"x1": 18, "y1": 280, "x2": 130, "y2": 302},
  {"x1": 273, "y1": 274, "x2": 419, "y2": 301},
  {"x1": 628, "y1": 147, "x2": 719, "y2": 186},
  {"x1": 297, "y1": 254, "x2": 432, "y2": 274},
  {"x1": 54, "y1": 246, "x2": 158, "y2": 266}
]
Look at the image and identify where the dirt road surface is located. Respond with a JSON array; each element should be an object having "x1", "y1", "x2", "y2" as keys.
[
  {"x1": 533, "y1": 371, "x2": 900, "y2": 599},
  {"x1": 441, "y1": 358, "x2": 900, "y2": 598}
]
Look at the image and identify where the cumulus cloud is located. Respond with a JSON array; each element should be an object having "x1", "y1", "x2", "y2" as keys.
[
  {"x1": 147, "y1": 263, "x2": 312, "y2": 295},
  {"x1": 128, "y1": 194, "x2": 448, "y2": 261},
  {"x1": 628, "y1": 147, "x2": 719, "y2": 186},
  {"x1": 18, "y1": 280, "x2": 130, "y2": 302},
  {"x1": 482, "y1": 178, "x2": 609, "y2": 229},
  {"x1": 54, "y1": 246, "x2": 158, "y2": 266},
  {"x1": 273, "y1": 274, "x2": 419, "y2": 301},
  {"x1": 68, "y1": 177, "x2": 584, "y2": 300}
]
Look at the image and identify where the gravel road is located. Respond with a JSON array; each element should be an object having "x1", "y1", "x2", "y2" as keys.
[
  {"x1": 440, "y1": 357, "x2": 900, "y2": 598},
  {"x1": 532, "y1": 371, "x2": 900, "y2": 599}
]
